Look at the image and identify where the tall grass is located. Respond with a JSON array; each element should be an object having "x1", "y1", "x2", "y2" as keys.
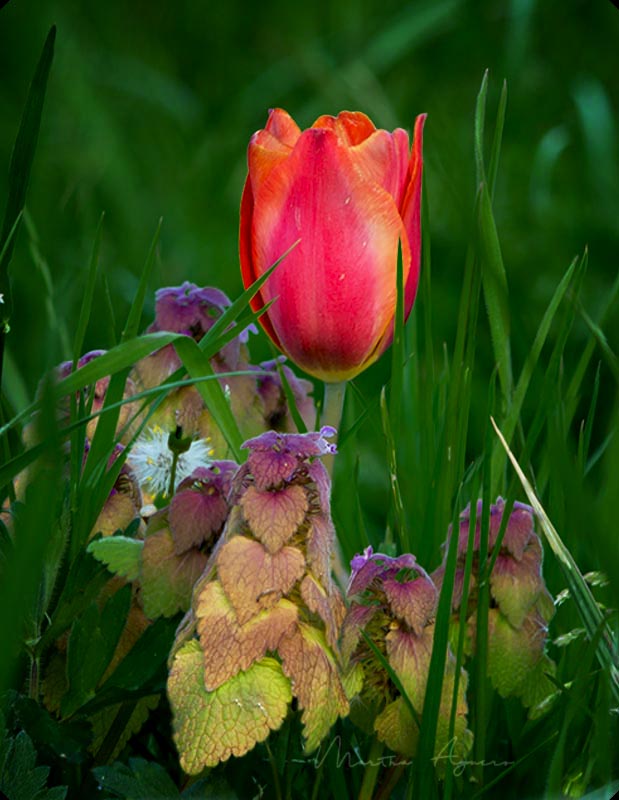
[{"x1": 1, "y1": 13, "x2": 619, "y2": 800}]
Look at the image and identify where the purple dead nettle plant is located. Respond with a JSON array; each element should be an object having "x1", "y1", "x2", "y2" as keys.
[
  {"x1": 342, "y1": 547, "x2": 473, "y2": 771},
  {"x1": 252, "y1": 356, "x2": 316, "y2": 432},
  {"x1": 167, "y1": 427, "x2": 359, "y2": 774},
  {"x1": 128, "y1": 283, "x2": 316, "y2": 502},
  {"x1": 129, "y1": 282, "x2": 265, "y2": 466},
  {"x1": 432, "y1": 497, "x2": 557, "y2": 714}
]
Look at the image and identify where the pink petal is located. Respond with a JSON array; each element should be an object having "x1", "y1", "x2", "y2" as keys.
[
  {"x1": 249, "y1": 126, "x2": 408, "y2": 381},
  {"x1": 265, "y1": 107, "x2": 302, "y2": 147},
  {"x1": 348, "y1": 128, "x2": 411, "y2": 208},
  {"x1": 312, "y1": 111, "x2": 376, "y2": 145},
  {"x1": 399, "y1": 113, "x2": 426, "y2": 318}
]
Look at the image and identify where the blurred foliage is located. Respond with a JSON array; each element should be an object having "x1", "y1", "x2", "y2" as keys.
[
  {"x1": 2, "y1": 3, "x2": 619, "y2": 797},
  {"x1": 1, "y1": 0, "x2": 619, "y2": 392}
]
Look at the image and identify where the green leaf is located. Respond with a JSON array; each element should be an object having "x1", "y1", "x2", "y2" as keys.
[
  {"x1": 168, "y1": 641, "x2": 292, "y2": 773},
  {"x1": 477, "y1": 182, "x2": 512, "y2": 403},
  {"x1": 490, "y1": 253, "x2": 582, "y2": 493},
  {"x1": 62, "y1": 585, "x2": 132, "y2": 716},
  {"x1": 98, "y1": 617, "x2": 178, "y2": 695},
  {"x1": 173, "y1": 336, "x2": 244, "y2": 461},
  {"x1": 139, "y1": 529, "x2": 207, "y2": 620},
  {"x1": 87, "y1": 535, "x2": 144, "y2": 581},
  {"x1": 94, "y1": 757, "x2": 180, "y2": 799},
  {"x1": 0, "y1": 730, "x2": 67, "y2": 800}
]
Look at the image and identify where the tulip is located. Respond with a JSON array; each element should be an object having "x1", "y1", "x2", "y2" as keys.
[{"x1": 240, "y1": 108, "x2": 426, "y2": 382}]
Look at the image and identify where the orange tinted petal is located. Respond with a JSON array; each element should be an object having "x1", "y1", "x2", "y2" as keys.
[
  {"x1": 348, "y1": 127, "x2": 411, "y2": 208},
  {"x1": 250, "y1": 126, "x2": 407, "y2": 380},
  {"x1": 312, "y1": 111, "x2": 376, "y2": 146},
  {"x1": 265, "y1": 107, "x2": 301, "y2": 147},
  {"x1": 239, "y1": 178, "x2": 284, "y2": 350},
  {"x1": 248, "y1": 129, "x2": 294, "y2": 197},
  {"x1": 400, "y1": 114, "x2": 426, "y2": 316}
]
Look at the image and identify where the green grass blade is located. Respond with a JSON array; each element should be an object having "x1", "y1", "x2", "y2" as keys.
[
  {"x1": 474, "y1": 383, "x2": 498, "y2": 786},
  {"x1": 73, "y1": 213, "x2": 105, "y2": 362},
  {"x1": 414, "y1": 488, "x2": 465, "y2": 798},
  {"x1": 487, "y1": 80, "x2": 507, "y2": 201},
  {"x1": 0, "y1": 25, "x2": 56, "y2": 327},
  {"x1": 121, "y1": 218, "x2": 162, "y2": 341},
  {"x1": 477, "y1": 183, "x2": 512, "y2": 403},
  {"x1": 173, "y1": 336, "x2": 244, "y2": 461},
  {"x1": 270, "y1": 350, "x2": 308, "y2": 433},
  {"x1": 101, "y1": 270, "x2": 118, "y2": 347},
  {"x1": 474, "y1": 70, "x2": 489, "y2": 187},
  {"x1": 380, "y1": 386, "x2": 408, "y2": 552},
  {"x1": 490, "y1": 253, "x2": 582, "y2": 493},
  {"x1": 199, "y1": 239, "x2": 299, "y2": 356},
  {"x1": 444, "y1": 468, "x2": 480, "y2": 800},
  {"x1": 578, "y1": 361, "x2": 601, "y2": 475}
]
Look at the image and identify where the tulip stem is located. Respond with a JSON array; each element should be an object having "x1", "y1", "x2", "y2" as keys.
[
  {"x1": 321, "y1": 380, "x2": 348, "y2": 589},
  {"x1": 321, "y1": 381, "x2": 347, "y2": 469}
]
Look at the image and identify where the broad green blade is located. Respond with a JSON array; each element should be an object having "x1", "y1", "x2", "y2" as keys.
[{"x1": 0, "y1": 26, "x2": 56, "y2": 326}]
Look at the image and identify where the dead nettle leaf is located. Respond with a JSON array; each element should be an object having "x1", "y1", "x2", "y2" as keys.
[
  {"x1": 246, "y1": 447, "x2": 299, "y2": 490},
  {"x1": 300, "y1": 573, "x2": 346, "y2": 650},
  {"x1": 168, "y1": 640, "x2": 292, "y2": 774},
  {"x1": 492, "y1": 500, "x2": 535, "y2": 559},
  {"x1": 140, "y1": 529, "x2": 208, "y2": 619},
  {"x1": 279, "y1": 622, "x2": 349, "y2": 753},
  {"x1": 306, "y1": 513, "x2": 334, "y2": 587},
  {"x1": 376, "y1": 628, "x2": 473, "y2": 766},
  {"x1": 240, "y1": 483, "x2": 308, "y2": 554},
  {"x1": 374, "y1": 696, "x2": 418, "y2": 759},
  {"x1": 88, "y1": 536, "x2": 144, "y2": 582},
  {"x1": 217, "y1": 535, "x2": 305, "y2": 624},
  {"x1": 307, "y1": 460, "x2": 332, "y2": 512},
  {"x1": 242, "y1": 427, "x2": 337, "y2": 491},
  {"x1": 489, "y1": 537, "x2": 548, "y2": 628},
  {"x1": 196, "y1": 580, "x2": 298, "y2": 690},
  {"x1": 383, "y1": 574, "x2": 437, "y2": 636},
  {"x1": 433, "y1": 657, "x2": 474, "y2": 777},
  {"x1": 169, "y1": 462, "x2": 237, "y2": 555},
  {"x1": 385, "y1": 625, "x2": 434, "y2": 708},
  {"x1": 347, "y1": 547, "x2": 418, "y2": 596},
  {"x1": 486, "y1": 606, "x2": 550, "y2": 698},
  {"x1": 341, "y1": 603, "x2": 378, "y2": 663},
  {"x1": 93, "y1": 492, "x2": 141, "y2": 539}
]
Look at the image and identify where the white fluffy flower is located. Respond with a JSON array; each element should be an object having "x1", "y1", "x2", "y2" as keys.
[{"x1": 129, "y1": 425, "x2": 213, "y2": 498}]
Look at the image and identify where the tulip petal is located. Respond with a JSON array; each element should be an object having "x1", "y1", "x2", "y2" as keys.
[
  {"x1": 239, "y1": 178, "x2": 283, "y2": 350},
  {"x1": 349, "y1": 128, "x2": 411, "y2": 208},
  {"x1": 400, "y1": 113, "x2": 426, "y2": 317},
  {"x1": 265, "y1": 107, "x2": 301, "y2": 147},
  {"x1": 249, "y1": 126, "x2": 409, "y2": 380},
  {"x1": 370, "y1": 114, "x2": 425, "y2": 361},
  {"x1": 312, "y1": 111, "x2": 376, "y2": 145}
]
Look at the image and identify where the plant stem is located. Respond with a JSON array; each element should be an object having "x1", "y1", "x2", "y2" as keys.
[
  {"x1": 320, "y1": 380, "x2": 348, "y2": 588},
  {"x1": 321, "y1": 380, "x2": 347, "y2": 474},
  {"x1": 358, "y1": 736, "x2": 385, "y2": 800}
]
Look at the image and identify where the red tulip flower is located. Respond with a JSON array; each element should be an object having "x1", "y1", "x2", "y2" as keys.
[{"x1": 240, "y1": 108, "x2": 426, "y2": 382}]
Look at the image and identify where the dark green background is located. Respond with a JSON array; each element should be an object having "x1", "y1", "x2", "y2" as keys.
[{"x1": 1, "y1": 0, "x2": 618, "y2": 408}]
